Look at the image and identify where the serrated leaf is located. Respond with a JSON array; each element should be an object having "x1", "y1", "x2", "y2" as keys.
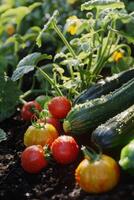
[
  {"x1": 11, "y1": 53, "x2": 51, "y2": 81},
  {"x1": 0, "y1": 129, "x2": 7, "y2": 142},
  {"x1": 0, "y1": 74, "x2": 22, "y2": 121},
  {"x1": 81, "y1": 0, "x2": 125, "y2": 11}
]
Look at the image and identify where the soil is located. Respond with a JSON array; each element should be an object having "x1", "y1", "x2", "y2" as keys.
[{"x1": 0, "y1": 113, "x2": 134, "y2": 200}]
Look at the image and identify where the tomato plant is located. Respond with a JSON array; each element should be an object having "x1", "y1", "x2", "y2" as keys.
[
  {"x1": 21, "y1": 101, "x2": 42, "y2": 121},
  {"x1": 51, "y1": 135, "x2": 79, "y2": 164},
  {"x1": 24, "y1": 123, "x2": 59, "y2": 147},
  {"x1": 75, "y1": 146, "x2": 120, "y2": 193},
  {"x1": 21, "y1": 145, "x2": 48, "y2": 173},
  {"x1": 48, "y1": 96, "x2": 72, "y2": 119}
]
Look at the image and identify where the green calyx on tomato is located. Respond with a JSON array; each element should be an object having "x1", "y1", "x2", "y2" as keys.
[
  {"x1": 24, "y1": 123, "x2": 59, "y2": 147},
  {"x1": 75, "y1": 146, "x2": 120, "y2": 193},
  {"x1": 81, "y1": 145, "x2": 101, "y2": 162}
]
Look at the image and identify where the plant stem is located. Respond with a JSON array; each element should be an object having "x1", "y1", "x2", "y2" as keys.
[
  {"x1": 81, "y1": 146, "x2": 100, "y2": 162},
  {"x1": 92, "y1": 28, "x2": 113, "y2": 77},
  {"x1": 19, "y1": 97, "x2": 27, "y2": 105},
  {"x1": 20, "y1": 89, "x2": 45, "y2": 100},
  {"x1": 52, "y1": 21, "x2": 77, "y2": 58},
  {"x1": 36, "y1": 66, "x2": 63, "y2": 96}
]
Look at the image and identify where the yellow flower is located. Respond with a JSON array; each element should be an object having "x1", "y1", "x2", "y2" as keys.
[
  {"x1": 6, "y1": 24, "x2": 15, "y2": 36},
  {"x1": 67, "y1": 0, "x2": 77, "y2": 5},
  {"x1": 112, "y1": 51, "x2": 124, "y2": 62},
  {"x1": 65, "y1": 16, "x2": 82, "y2": 35}
]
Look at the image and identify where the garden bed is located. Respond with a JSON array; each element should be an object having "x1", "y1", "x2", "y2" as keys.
[{"x1": 0, "y1": 114, "x2": 134, "y2": 200}]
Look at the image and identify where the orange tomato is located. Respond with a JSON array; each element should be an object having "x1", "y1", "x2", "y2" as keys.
[
  {"x1": 75, "y1": 154, "x2": 120, "y2": 193},
  {"x1": 24, "y1": 123, "x2": 59, "y2": 147}
]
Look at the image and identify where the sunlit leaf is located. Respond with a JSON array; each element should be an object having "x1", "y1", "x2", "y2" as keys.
[
  {"x1": 0, "y1": 4, "x2": 11, "y2": 15},
  {"x1": 11, "y1": 53, "x2": 52, "y2": 81},
  {"x1": 81, "y1": 0, "x2": 125, "y2": 11},
  {"x1": 1, "y1": 3, "x2": 41, "y2": 26}
]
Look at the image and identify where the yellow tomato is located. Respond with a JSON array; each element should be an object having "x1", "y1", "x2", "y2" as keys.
[
  {"x1": 75, "y1": 154, "x2": 120, "y2": 193},
  {"x1": 24, "y1": 123, "x2": 59, "y2": 147}
]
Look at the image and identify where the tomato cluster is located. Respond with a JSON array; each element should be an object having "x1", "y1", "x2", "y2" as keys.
[
  {"x1": 21, "y1": 96, "x2": 79, "y2": 173},
  {"x1": 20, "y1": 95, "x2": 120, "y2": 194},
  {"x1": 21, "y1": 135, "x2": 79, "y2": 173}
]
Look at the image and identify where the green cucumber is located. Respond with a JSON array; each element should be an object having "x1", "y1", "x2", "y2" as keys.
[
  {"x1": 63, "y1": 78, "x2": 134, "y2": 135},
  {"x1": 91, "y1": 105, "x2": 134, "y2": 149},
  {"x1": 74, "y1": 68, "x2": 134, "y2": 105}
]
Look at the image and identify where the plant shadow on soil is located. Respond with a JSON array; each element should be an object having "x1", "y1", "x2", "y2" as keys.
[{"x1": 0, "y1": 114, "x2": 134, "y2": 200}]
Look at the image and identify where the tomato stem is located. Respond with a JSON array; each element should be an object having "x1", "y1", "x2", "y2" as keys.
[{"x1": 81, "y1": 145, "x2": 100, "y2": 162}]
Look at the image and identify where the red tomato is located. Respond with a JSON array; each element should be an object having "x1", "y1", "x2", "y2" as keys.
[
  {"x1": 46, "y1": 117, "x2": 62, "y2": 133},
  {"x1": 51, "y1": 135, "x2": 79, "y2": 164},
  {"x1": 21, "y1": 101, "x2": 42, "y2": 121},
  {"x1": 21, "y1": 145, "x2": 48, "y2": 173},
  {"x1": 48, "y1": 96, "x2": 71, "y2": 119}
]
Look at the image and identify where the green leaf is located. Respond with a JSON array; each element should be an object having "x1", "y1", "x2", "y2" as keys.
[
  {"x1": 1, "y1": 3, "x2": 41, "y2": 27},
  {"x1": 0, "y1": 74, "x2": 22, "y2": 122},
  {"x1": 36, "y1": 10, "x2": 59, "y2": 47},
  {"x1": 11, "y1": 53, "x2": 52, "y2": 81},
  {"x1": 0, "y1": 129, "x2": 7, "y2": 143},
  {"x1": 1, "y1": 7, "x2": 30, "y2": 25},
  {"x1": 29, "y1": 2, "x2": 42, "y2": 11},
  {"x1": 0, "y1": 4, "x2": 11, "y2": 15},
  {"x1": 81, "y1": 0, "x2": 125, "y2": 11},
  {"x1": 110, "y1": 28, "x2": 134, "y2": 44}
]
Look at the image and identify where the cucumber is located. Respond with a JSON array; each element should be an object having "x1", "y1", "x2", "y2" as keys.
[
  {"x1": 91, "y1": 105, "x2": 134, "y2": 149},
  {"x1": 74, "y1": 68, "x2": 134, "y2": 105},
  {"x1": 63, "y1": 78, "x2": 134, "y2": 135}
]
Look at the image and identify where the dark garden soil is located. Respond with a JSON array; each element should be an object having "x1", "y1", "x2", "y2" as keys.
[{"x1": 0, "y1": 113, "x2": 134, "y2": 200}]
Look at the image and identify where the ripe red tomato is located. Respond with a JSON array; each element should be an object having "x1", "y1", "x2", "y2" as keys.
[
  {"x1": 21, "y1": 101, "x2": 42, "y2": 121},
  {"x1": 48, "y1": 96, "x2": 71, "y2": 119},
  {"x1": 51, "y1": 135, "x2": 79, "y2": 164},
  {"x1": 21, "y1": 145, "x2": 48, "y2": 173}
]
